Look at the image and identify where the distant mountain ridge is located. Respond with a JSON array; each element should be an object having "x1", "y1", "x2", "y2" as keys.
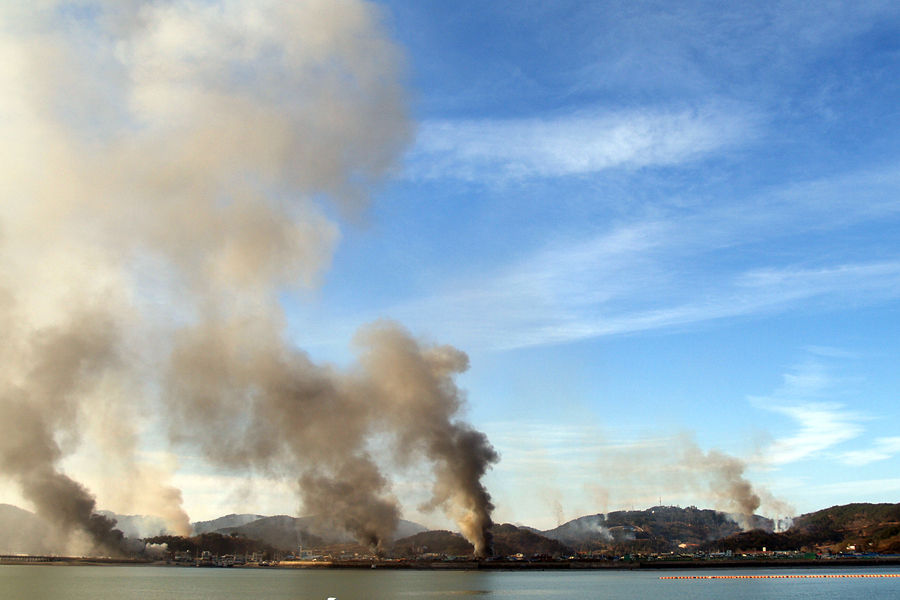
[
  {"x1": 711, "y1": 503, "x2": 900, "y2": 554},
  {"x1": 390, "y1": 523, "x2": 571, "y2": 558},
  {"x1": 542, "y1": 505, "x2": 772, "y2": 550},
  {"x1": 0, "y1": 504, "x2": 54, "y2": 555},
  {"x1": 192, "y1": 513, "x2": 266, "y2": 535},
  {"x1": 6, "y1": 502, "x2": 900, "y2": 557},
  {"x1": 212, "y1": 515, "x2": 428, "y2": 549}
]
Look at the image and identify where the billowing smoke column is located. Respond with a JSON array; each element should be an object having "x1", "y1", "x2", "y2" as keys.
[
  {"x1": 0, "y1": 0, "x2": 497, "y2": 555},
  {"x1": 355, "y1": 324, "x2": 499, "y2": 555},
  {"x1": 0, "y1": 311, "x2": 127, "y2": 555},
  {"x1": 164, "y1": 319, "x2": 498, "y2": 554},
  {"x1": 679, "y1": 443, "x2": 761, "y2": 529}
]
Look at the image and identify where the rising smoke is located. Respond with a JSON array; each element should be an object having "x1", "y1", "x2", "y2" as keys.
[
  {"x1": 587, "y1": 434, "x2": 791, "y2": 530},
  {"x1": 0, "y1": 1, "x2": 497, "y2": 556}
]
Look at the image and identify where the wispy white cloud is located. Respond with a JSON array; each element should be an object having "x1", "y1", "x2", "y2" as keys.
[
  {"x1": 390, "y1": 251, "x2": 900, "y2": 351},
  {"x1": 840, "y1": 437, "x2": 900, "y2": 466},
  {"x1": 735, "y1": 262, "x2": 900, "y2": 302},
  {"x1": 293, "y1": 160, "x2": 900, "y2": 356},
  {"x1": 307, "y1": 252, "x2": 900, "y2": 356},
  {"x1": 369, "y1": 157, "x2": 900, "y2": 351},
  {"x1": 483, "y1": 420, "x2": 660, "y2": 465},
  {"x1": 408, "y1": 105, "x2": 755, "y2": 181},
  {"x1": 560, "y1": 3, "x2": 900, "y2": 103},
  {"x1": 761, "y1": 402, "x2": 865, "y2": 465},
  {"x1": 806, "y1": 477, "x2": 900, "y2": 498},
  {"x1": 804, "y1": 346, "x2": 861, "y2": 359},
  {"x1": 751, "y1": 361, "x2": 867, "y2": 466}
]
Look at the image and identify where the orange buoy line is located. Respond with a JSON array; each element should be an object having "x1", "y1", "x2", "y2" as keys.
[{"x1": 660, "y1": 574, "x2": 900, "y2": 579}]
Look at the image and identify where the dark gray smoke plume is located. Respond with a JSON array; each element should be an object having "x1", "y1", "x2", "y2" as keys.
[
  {"x1": 164, "y1": 319, "x2": 499, "y2": 553},
  {"x1": 680, "y1": 443, "x2": 761, "y2": 528},
  {"x1": 0, "y1": 310, "x2": 128, "y2": 554},
  {"x1": 354, "y1": 323, "x2": 499, "y2": 556},
  {"x1": 0, "y1": 0, "x2": 497, "y2": 555}
]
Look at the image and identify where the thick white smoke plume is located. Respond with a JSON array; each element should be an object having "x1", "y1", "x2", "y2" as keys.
[{"x1": 0, "y1": 1, "x2": 497, "y2": 556}]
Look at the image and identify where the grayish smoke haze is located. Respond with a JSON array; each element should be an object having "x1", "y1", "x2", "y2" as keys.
[
  {"x1": 588, "y1": 434, "x2": 791, "y2": 530},
  {"x1": 0, "y1": 0, "x2": 497, "y2": 555}
]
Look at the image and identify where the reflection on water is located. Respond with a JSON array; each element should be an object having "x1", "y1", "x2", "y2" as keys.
[
  {"x1": 398, "y1": 591, "x2": 491, "y2": 596},
  {"x1": 2, "y1": 564, "x2": 900, "y2": 600}
]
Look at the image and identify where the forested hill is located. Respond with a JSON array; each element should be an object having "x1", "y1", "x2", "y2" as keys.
[
  {"x1": 709, "y1": 503, "x2": 900, "y2": 554},
  {"x1": 542, "y1": 505, "x2": 772, "y2": 550}
]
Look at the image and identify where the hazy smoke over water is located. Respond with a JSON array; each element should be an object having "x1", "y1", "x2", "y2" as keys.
[{"x1": 0, "y1": 0, "x2": 497, "y2": 555}]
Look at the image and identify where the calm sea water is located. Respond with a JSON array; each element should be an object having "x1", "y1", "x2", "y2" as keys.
[{"x1": 2, "y1": 564, "x2": 899, "y2": 600}]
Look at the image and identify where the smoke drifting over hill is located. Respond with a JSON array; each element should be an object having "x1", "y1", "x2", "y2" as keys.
[
  {"x1": 585, "y1": 434, "x2": 791, "y2": 530},
  {"x1": 0, "y1": 0, "x2": 496, "y2": 556}
]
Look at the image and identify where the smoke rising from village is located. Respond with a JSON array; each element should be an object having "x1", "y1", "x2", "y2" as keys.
[
  {"x1": 0, "y1": 1, "x2": 799, "y2": 559},
  {"x1": 584, "y1": 434, "x2": 791, "y2": 530},
  {"x1": 0, "y1": 0, "x2": 496, "y2": 555}
]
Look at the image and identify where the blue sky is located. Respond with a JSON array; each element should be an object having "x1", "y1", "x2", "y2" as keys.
[
  {"x1": 283, "y1": 1, "x2": 900, "y2": 527},
  {"x1": 2, "y1": 1, "x2": 899, "y2": 534}
]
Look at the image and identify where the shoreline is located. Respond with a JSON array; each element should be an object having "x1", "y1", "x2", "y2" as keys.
[{"x1": 3, "y1": 556, "x2": 900, "y2": 570}]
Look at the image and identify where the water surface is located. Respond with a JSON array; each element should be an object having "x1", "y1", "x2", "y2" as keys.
[{"x1": 3, "y1": 564, "x2": 899, "y2": 600}]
